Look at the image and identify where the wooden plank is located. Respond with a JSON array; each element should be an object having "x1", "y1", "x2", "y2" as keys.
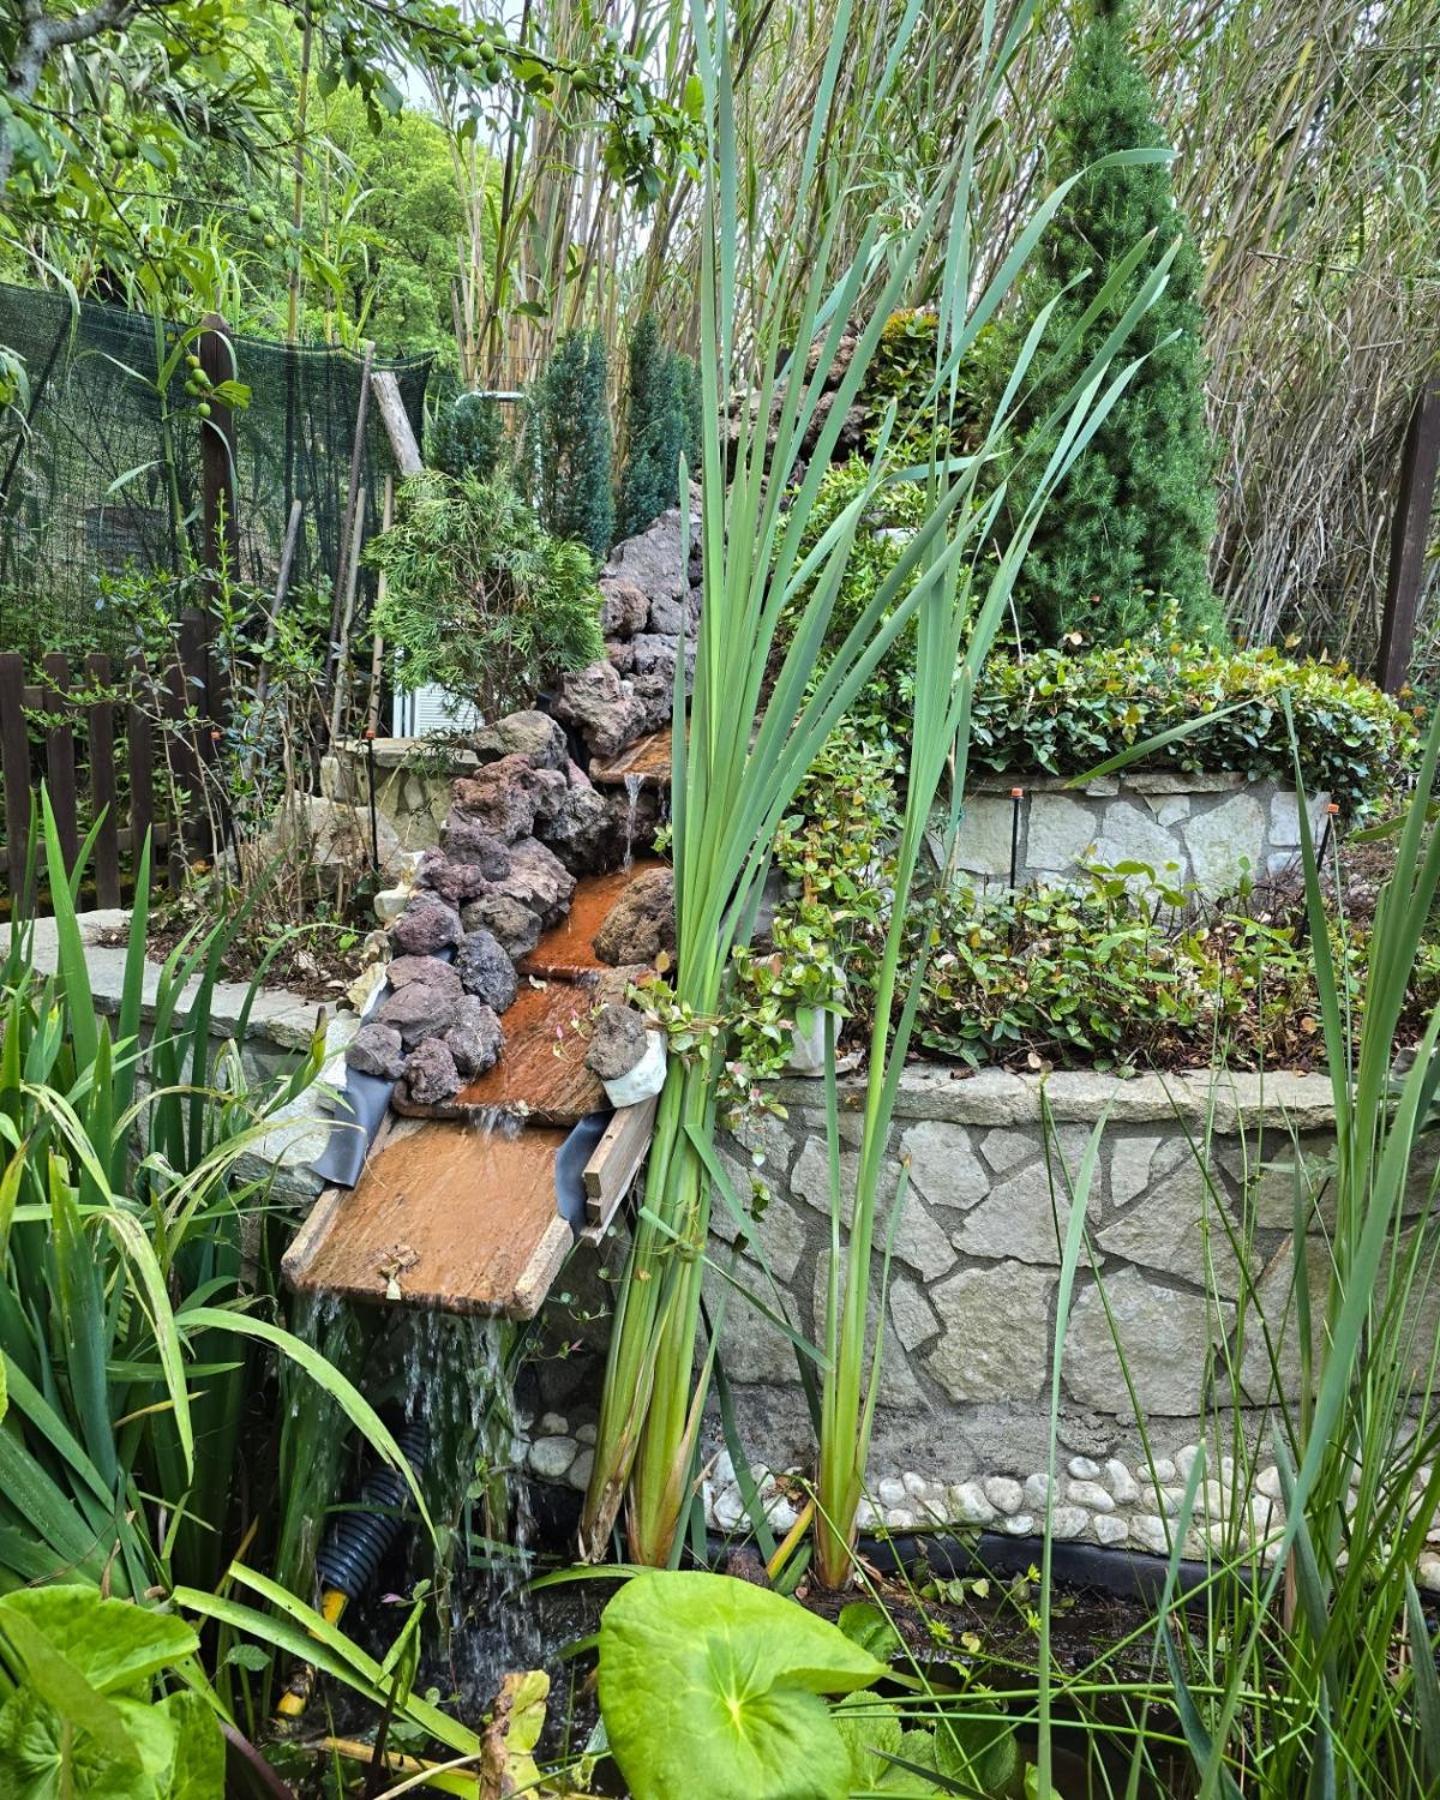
[
  {"x1": 283, "y1": 1119, "x2": 572, "y2": 1318},
  {"x1": 392, "y1": 979, "x2": 605, "y2": 1126},
  {"x1": 1378, "y1": 373, "x2": 1440, "y2": 694},
  {"x1": 0, "y1": 652, "x2": 31, "y2": 887},
  {"x1": 86, "y1": 654, "x2": 121, "y2": 907},
  {"x1": 39, "y1": 653, "x2": 78, "y2": 868},
  {"x1": 583, "y1": 1094, "x2": 658, "y2": 1230},
  {"x1": 370, "y1": 370, "x2": 423, "y2": 478},
  {"x1": 127, "y1": 653, "x2": 156, "y2": 876},
  {"x1": 588, "y1": 730, "x2": 673, "y2": 787}
]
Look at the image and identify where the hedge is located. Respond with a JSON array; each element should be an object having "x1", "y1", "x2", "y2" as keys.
[{"x1": 968, "y1": 644, "x2": 1417, "y2": 818}]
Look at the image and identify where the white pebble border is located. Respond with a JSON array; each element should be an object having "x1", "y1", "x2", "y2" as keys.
[{"x1": 521, "y1": 1420, "x2": 1440, "y2": 1594}]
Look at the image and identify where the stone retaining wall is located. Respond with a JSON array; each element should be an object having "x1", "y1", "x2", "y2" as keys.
[
  {"x1": 949, "y1": 770, "x2": 1330, "y2": 897},
  {"x1": 322, "y1": 739, "x2": 476, "y2": 850},
  {"x1": 700, "y1": 1068, "x2": 1439, "y2": 1551}
]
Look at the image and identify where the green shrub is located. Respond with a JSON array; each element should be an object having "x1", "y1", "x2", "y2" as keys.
[
  {"x1": 430, "y1": 389, "x2": 506, "y2": 479},
  {"x1": 368, "y1": 472, "x2": 603, "y2": 718},
  {"x1": 617, "y1": 313, "x2": 684, "y2": 539},
  {"x1": 524, "y1": 329, "x2": 614, "y2": 560},
  {"x1": 676, "y1": 351, "x2": 702, "y2": 471},
  {"x1": 993, "y1": 0, "x2": 1221, "y2": 644},
  {"x1": 969, "y1": 643, "x2": 1418, "y2": 818}
]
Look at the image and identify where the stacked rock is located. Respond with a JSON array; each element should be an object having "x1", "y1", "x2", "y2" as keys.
[
  {"x1": 552, "y1": 501, "x2": 701, "y2": 764},
  {"x1": 346, "y1": 709, "x2": 625, "y2": 1106}
]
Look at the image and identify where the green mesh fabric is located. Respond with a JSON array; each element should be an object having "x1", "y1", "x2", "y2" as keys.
[{"x1": 0, "y1": 282, "x2": 431, "y2": 651}]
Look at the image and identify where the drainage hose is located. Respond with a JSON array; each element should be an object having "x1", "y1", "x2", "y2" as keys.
[
  {"x1": 315, "y1": 1418, "x2": 428, "y2": 1601},
  {"x1": 275, "y1": 1420, "x2": 427, "y2": 1724}
]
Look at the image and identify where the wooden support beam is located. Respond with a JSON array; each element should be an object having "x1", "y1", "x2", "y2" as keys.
[
  {"x1": 370, "y1": 370, "x2": 423, "y2": 478},
  {"x1": 1377, "y1": 372, "x2": 1440, "y2": 694},
  {"x1": 583, "y1": 1095, "x2": 659, "y2": 1232}
]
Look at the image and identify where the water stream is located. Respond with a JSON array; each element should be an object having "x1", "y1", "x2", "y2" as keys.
[{"x1": 621, "y1": 771, "x2": 643, "y2": 868}]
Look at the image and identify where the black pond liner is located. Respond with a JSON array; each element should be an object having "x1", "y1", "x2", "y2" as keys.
[{"x1": 527, "y1": 1480, "x2": 1229, "y2": 1613}]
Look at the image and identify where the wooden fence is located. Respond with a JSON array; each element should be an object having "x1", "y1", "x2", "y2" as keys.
[{"x1": 0, "y1": 623, "x2": 213, "y2": 905}]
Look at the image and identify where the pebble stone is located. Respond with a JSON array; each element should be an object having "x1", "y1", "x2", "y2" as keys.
[
  {"x1": 1067, "y1": 1479, "x2": 1114, "y2": 1513},
  {"x1": 1106, "y1": 1459, "x2": 1141, "y2": 1505},
  {"x1": 566, "y1": 1449, "x2": 594, "y2": 1491},
  {"x1": 1067, "y1": 1456, "x2": 1101, "y2": 1481},
  {"x1": 985, "y1": 1477, "x2": 1024, "y2": 1515},
  {"x1": 528, "y1": 1436, "x2": 577, "y2": 1480},
  {"x1": 1093, "y1": 1514, "x2": 1129, "y2": 1547}
]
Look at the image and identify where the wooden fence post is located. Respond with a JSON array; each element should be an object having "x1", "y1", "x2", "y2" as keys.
[
  {"x1": 0, "y1": 652, "x2": 29, "y2": 895},
  {"x1": 85, "y1": 654, "x2": 122, "y2": 907},
  {"x1": 40, "y1": 652, "x2": 78, "y2": 867},
  {"x1": 127, "y1": 653, "x2": 158, "y2": 882},
  {"x1": 1377, "y1": 373, "x2": 1440, "y2": 694}
]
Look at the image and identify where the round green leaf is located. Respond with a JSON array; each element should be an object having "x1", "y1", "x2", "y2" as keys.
[{"x1": 598, "y1": 1572, "x2": 887, "y2": 1800}]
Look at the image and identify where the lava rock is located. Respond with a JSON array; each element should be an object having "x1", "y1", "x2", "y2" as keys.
[
  {"x1": 585, "y1": 1003, "x2": 651, "y2": 1081},
  {"x1": 345, "y1": 1022, "x2": 407, "y2": 1080},
  {"x1": 461, "y1": 892, "x2": 543, "y2": 960},
  {"x1": 604, "y1": 508, "x2": 691, "y2": 602},
  {"x1": 416, "y1": 850, "x2": 490, "y2": 908},
  {"x1": 551, "y1": 661, "x2": 646, "y2": 761},
  {"x1": 593, "y1": 963, "x2": 655, "y2": 1008},
  {"x1": 439, "y1": 813, "x2": 512, "y2": 879},
  {"x1": 531, "y1": 765, "x2": 569, "y2": 827},
  {"x1": 646, "y1": 591, "x2": 691, "y2": 636},
  {"x1": 629, "y1": 633, "x2": 677, "y2": 682},
  {"x1": 390, "y1": 893, "x2": 463, "y2": 957},
  {"x1": 454, "y1": 927, "x2": 518, "y2": 1013},
  {"x1": 472, "y1": 709, "x2": 569, "y2": 772},
  {"x1": 385, "y1": 955, "x2": 463, "y2": 997},
  {"x1": 491, "y1": 836, "x2": 576, "y2": 928},
  {"x1": 451, "y1": 754, "x2": 546, "y2": 843},
  {"x1": 403, "y1": 1037, "x2": 461, "y2": 1106},
  {"x1": 594, "y1": 866, "x2": 675, "y2": 965},
  {"x1": 378, "y1": 980, "x2": 459, "y2": 1047},
  {"x1": 444, "y1": 995, "x2": 503, "y2": 1077},
  {"x1": 598, "y1": 576, "x2": 650, "y2": 637},
  {"x1": 630, "y1": 669, "x2": 678, "y2": 733},
  {"x1": 535, "y1": 776, "x2": 613, "y2": 874},
  {"x1": 604, "y1": 637, "x2": 635, "y2": 674}
]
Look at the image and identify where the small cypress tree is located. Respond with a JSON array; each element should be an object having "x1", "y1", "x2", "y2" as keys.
[
  {"x1": 527, "y1": 330, "x2": 614, "y2": 561},
  {"x1": 430, "y1": 390, "x2": 505, "y2": 480},
  {"x1": 676, "y1": 353, "x2": 702, "y2": 477},
  {"x1": 1003, "y1": 0, "x2": 1221, "y2": 644},
  {"x1": 617, "y1": 313, "x2": 684, "y2": 539}
]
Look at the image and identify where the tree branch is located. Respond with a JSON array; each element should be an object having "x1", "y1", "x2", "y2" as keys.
[{"x1": 3, "y1": 0, "x2": 143, "y2": 185}]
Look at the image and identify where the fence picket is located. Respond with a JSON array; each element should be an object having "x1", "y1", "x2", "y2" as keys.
[
  {"x1": 128, "y1": 653, "x2": 156, "y2": 870},
  {"x1": 86, "y1": 653, "x2": 121, "y2": 907},
  {"x1": 40, "y1": 653, "x2": 78, "y2": 866},
  {"x1": 0, "y1": 652, "x2": 29, "y2": 887}
]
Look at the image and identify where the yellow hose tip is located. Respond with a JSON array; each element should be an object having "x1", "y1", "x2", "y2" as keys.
[{"x1": 276, "y1": 1689, "x2": 307, "y2": 1719}]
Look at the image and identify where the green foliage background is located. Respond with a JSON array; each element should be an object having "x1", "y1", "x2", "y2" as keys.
[
  {"x1": 617, "y1": 312, "x2": 684, "y2": 539},
  {"x1": 368, "y1": 471, "x2": 603, "y2": 716},
  {"x1": 994, "y1": 0, "x2": 1221, "y2": 644},
  {"x1": 525, "y1": 329, "x2": 615, "y2": 560}
]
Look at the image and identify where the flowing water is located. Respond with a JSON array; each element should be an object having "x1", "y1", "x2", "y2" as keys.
[{"x1": 621, "y1": 772, "x2": 643, "y2": 868}]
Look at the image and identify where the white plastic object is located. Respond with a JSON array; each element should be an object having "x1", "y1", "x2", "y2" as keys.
[{"x1": 602, "y1": 1028, "x2": 668, "y2": 1107}]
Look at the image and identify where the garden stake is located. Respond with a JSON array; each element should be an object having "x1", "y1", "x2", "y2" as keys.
[
  {"x1": 1009, "y1": 786, "x2": 1024, "y2": 888},
  {"x1": 1293, "y1": 802, "x2": 1341, "y2": 950},
  {"x1": 365, "y1": 727, "x2": 380, "y2": 874}
]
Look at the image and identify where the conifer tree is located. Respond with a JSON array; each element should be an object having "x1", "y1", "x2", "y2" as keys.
[
  {"x1": 527, "y1": 330, "x2": 614, "y2": 561},
  {"x1": 430, "y1": 390, "x2": 505, "y2": 480},
  {"x1": 617, "y1": 313, "x2": 684, "y2": 539},
  {"x1": 1004, "y1": 0, "x2": 1220, "y2": 643}
]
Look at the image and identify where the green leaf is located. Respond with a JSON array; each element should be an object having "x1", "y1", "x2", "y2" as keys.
[
  {"x1": 837, "y1": 1600, "x2": 903, "y2": 1663},
  {"x1": 0, "y1": 1588, "x2": 197, "y2": 1695},
  {"x1": 597, "y1": 1571, "x2": 886, "y2": 1800}
]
